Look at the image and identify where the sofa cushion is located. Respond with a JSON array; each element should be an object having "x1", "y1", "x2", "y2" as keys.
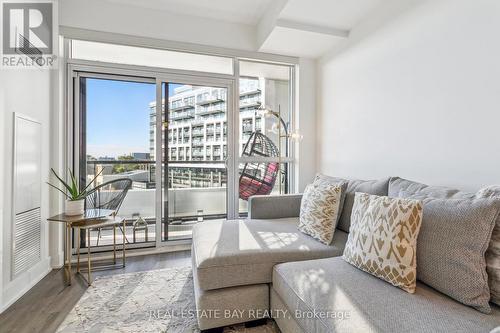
[
  {"x1": 272, "y1": 257, "x2": 500, "y2": 333},
  {"x1": 343, "y1": 193, "x2": 423, "y2": 293},
  {"x1": 389, "y1": 177, "x2": 500, "y2": 308},
  {"x1": 299, "y1": 182, "x2": 343, "y2": 245},
  {"x1": 476, "y1": 185, "x2": 500, "y2": 306},
  {"x1": 399, "y1": 194, "x2": 499, "y2": 313},
  {"x1": 332, "y1": 177, "x2": 390, "y2": 233},
  {"x1": 388, "y1": 176, "x2": 475, "y2": 199},
  {"x1": 192, "y1": 218, "x2": 348, "y2": 291}
]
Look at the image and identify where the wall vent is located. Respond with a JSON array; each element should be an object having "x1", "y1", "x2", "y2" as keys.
[
  {"x1": 12, "y1": 113, "x2": 42, "y2": 279},
  {"x1": 13, "y1": 208, "x2": 41, "y2": 277}
]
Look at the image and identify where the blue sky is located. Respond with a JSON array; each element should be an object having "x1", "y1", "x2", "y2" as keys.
[{"x1": 86, "y1": 79, "x2": 181, "y2": 158}]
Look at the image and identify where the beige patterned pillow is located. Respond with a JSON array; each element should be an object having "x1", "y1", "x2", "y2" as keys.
[
  {"x1": 343, "y1": 192, "x2": 423, "y2": 293},
  {"x1": 298, "y1": 182, "x2": 342, "y2": 245}
]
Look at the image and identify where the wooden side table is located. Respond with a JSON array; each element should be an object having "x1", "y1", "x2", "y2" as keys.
[{"x1": 47, "y1": 209, "x2": 126, "y2": 286}]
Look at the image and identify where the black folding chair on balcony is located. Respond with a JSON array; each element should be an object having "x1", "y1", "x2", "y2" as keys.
[{"x1": 85, "y1": 178, "x2": 133, "y2": 246}]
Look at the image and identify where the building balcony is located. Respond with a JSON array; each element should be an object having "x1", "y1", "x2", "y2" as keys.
[
  {"x1": 192, "y1": 140, "x2": 204, "y2": 147},
  {"x1": 191, "y1": 119, "x2": 205, "y2": 126},
  {"x1": 191, "y1": 129, "x2": 204, "y2": 136},
  {"x1": 197, "y1": 97, "x2": 224, "y2": 106},
  {"x1": 170, "y1": 102, "x2": 195, "y2": 111},
  {"x1": 197, "y1": 107, "x2": 225, "y2": 116},
  {"x1": 242, "y1": 125, "x2": 253, "y2": 132},
  {"x1": 170, "y1": 110, "x2": 195, "y2": 120},
  {"x1": 192, "y1": 151, "x2": 204, "y2": 157},
  {"x1": 239, "y1": 89, "x2": 261, "y2": 97},
  {"x1": 239, "y1": 101, "x2": 261, "y2": 109}
]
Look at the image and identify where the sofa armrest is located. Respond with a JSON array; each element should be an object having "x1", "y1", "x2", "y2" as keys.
[{"x1": 248, "y1": 194, "x2": 303, "y2": 219}]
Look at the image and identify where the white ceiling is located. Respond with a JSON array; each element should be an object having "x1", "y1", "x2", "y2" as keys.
[
  {"x1": 104, "y1": 0, "x2": 273, "y2": 25},
  {"x1": 102, "y1": 0, "x2": 385, "y2": 58},
  {"x1": 280, "y1": 0, "x2": 383, "y2": 31}
]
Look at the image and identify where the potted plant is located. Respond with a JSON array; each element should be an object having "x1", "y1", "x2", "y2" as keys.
[{"x1": 47, "y1": 168, "x2": 102, "y2": 216}]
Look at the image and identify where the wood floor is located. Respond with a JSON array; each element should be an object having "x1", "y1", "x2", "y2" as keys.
[{"x1": 0, "y1": 250, "x2": 192, "y2": 333}]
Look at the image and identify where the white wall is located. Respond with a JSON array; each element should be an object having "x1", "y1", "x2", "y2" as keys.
[
  {"x1": 317, "y1": 0, "x2": 500, "y2": 191},
  {"x1": 297, "y1": 58, "x2": 317, "y2": 190},
  {"x1": 0, "y1": 69, "x2": 53, "y2": 312}
]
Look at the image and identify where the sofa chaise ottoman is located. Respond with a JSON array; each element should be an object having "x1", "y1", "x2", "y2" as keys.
[{"x1": 191, "y1": 195, "x2": 348, "y2": 330}]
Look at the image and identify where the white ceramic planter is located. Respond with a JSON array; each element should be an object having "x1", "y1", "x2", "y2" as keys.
[{"x1": 65, "y1": 199, "x2": 85, "y2": 216}]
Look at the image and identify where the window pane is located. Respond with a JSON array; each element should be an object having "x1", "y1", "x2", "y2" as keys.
[
  {"x1": 238, "y1": 162, "x2": 290, "y2": 217},
  {"x1": 72, "y1": 40, "x2": 234, "y2": 75},
  {"x1": 157, "y1": 83, "x2": 228, "y2": 241},
  {"x1": 82, "y1": 78, "x2": 157, "y2": 247},
  {"x1": 238, "y1": 61, "x2": 291, "y2": 158},
  {"x1": 238, "y1": 61, "x2": 293, "y2": 217}
]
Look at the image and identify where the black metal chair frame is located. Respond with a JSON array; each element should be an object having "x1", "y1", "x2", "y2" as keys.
[{"x1": 85, "y1": 178, "x2": 133, "y2": 246}]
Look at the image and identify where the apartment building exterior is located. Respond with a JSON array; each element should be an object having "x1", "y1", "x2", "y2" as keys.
[{"x1": 149, "y1": 77, "x2": 276, "y2": 189}]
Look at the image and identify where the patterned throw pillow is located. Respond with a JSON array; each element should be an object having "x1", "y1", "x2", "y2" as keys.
[
  {"x1": 313, "y1": 174, "x2": 348, "y2": 227},
  {"x1": 298, "y1": 182, "x2": 342, "y2": 245},
  {"x1": 343, "y1": 192, "x2": 423, "y2": 293}
]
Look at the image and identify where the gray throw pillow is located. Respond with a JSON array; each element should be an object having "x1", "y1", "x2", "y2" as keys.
[
  {"x1": 330, "y1": 177, "x2": 390, "y2": 233},
  {"x1": 391, "y1": 177, "x2": 500, "y2": 307},
  {"x1": 476, "y1": 185, "x2": 500, "y2": 306},
  {"x1": 400, "y1": 192, "x2": 499, "y2": 313}
]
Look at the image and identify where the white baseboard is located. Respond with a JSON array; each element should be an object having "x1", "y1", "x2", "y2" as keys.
[
  {"x1": 51, "y1": 250, "x2": 64, "y2": 268},
  {"x1": 0, "y1": 256, "x2": 52, "y2": 314}
]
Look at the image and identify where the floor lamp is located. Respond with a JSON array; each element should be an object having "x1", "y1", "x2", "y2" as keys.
[{"x1": 258, "y1": 105, "x2": 302, "y2": 194}]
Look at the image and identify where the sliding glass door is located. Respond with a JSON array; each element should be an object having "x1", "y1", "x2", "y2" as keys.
[
  {"x1": 155, "y1": 78, "x2": 234, "y2": 244},
  {"x1": 76, "y1": 72, "x2": 234, "y2": 249},
  {"x1": 77, "y1": 74, "x2": 156, "y2": 249}
]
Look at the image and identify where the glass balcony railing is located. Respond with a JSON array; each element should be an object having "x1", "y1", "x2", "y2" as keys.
[
  {"x1": 170, "y1": 101, "x2": 195, "y2": 111},
  {"x1": 171, "y1": 110, "x2": 195, "y2": 120},
  {"x1": 197, "y1": 107, "x2": 225, "y2": 116},
  {"x1": 85, "y1": 159, "x2": 231, "y2": 246}
]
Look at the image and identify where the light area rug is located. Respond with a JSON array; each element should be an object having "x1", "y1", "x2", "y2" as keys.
[{"x1": 56, "y1": 266, "x2": 280, "y2": 333}]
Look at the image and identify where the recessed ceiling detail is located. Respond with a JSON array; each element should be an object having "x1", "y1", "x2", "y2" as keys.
[{"x1": 101, "y1": 0, "x2": 384, "y2": 58}]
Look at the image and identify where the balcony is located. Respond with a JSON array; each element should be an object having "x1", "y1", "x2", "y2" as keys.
[
  {"x1": 197, "y1": 97, "x2": 223, "y2": 106},
  {"x1": 242, "y1": 124, "x2": 253, "y2": 132},
  {"x1": 192, "y1": 129, "x2": 204, "y2": 136},
  {"x1": 170, "y1": 101, "x2": 195, "y2": 111},
  {"x1": 85, "y1": 160, "x2": 239, "y2": 246},
  {"x1": 192, "y1": 151, "x2": 204, "y2": 157},
  {"x1": 239, "y1": 88, "x2": 261, "y2": 97},
  {"x1": 240, "y1": 100, "x2": 261, "y2": 109},
  {"x1": 192, "y1": 140, "x2": 204, "y2": 147},
  {"x1": 170, "y1": 110, "x2": 195, "y2": 120},
  {"x1": 197, "y1": 107, "x2": 225, "y2": 116}
]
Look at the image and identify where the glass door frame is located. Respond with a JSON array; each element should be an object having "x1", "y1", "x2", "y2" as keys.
[
  {"x1": 154, "y1": 74, "x2": 237, "y2": 247},
  {"x1": 72, "y1": 71, "x2": 157, "y2": 251},
  {"x1": 67, "y1": 55, "x2": 295, "y2": 250}
]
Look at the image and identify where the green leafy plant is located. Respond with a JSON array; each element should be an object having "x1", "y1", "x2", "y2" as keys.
[{"x1": 47, "y1": 168, "x2": 103, "y2": 201}]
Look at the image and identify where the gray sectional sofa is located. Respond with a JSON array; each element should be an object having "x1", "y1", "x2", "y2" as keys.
[{"x1": 192, "y1": 177, "x2": 500, "y2": 332}]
